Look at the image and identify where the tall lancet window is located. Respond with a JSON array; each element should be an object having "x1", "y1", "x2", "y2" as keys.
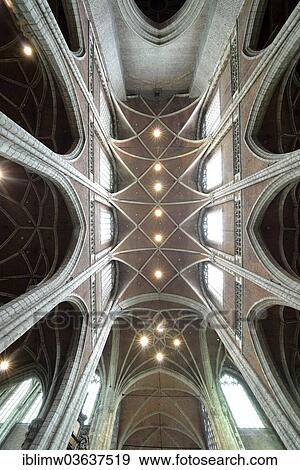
[
  {"x1": 202, "y1": 90, "x2": 221, "y2": 137},
  {"x1": 203, "y1": 263, "x2": 224, "y2": 306},
  {"x1": 202, "y1": 148, "x2": 223, "y2": 192},
  {"x1": 203, "y1": 208, "x2": 223, "y2": 244},
  {"x1": 81, "y1": 374, "x2": 101, "y2": 424},
  {"x1": 100, "y1": 148, "x2": 113, "y2": 191},
  {"x1": 101, "y1": 263, "x2": 114, "y2": 311},
  {"x1": 0, "y1": 378, "x2": 43, "y2": 429},
  {"x1": 220, "y1": 374, "x2": 265, "y2": 429},
  {"x1": 100, "y1": 207, "x2": 114, "y2": 246}
]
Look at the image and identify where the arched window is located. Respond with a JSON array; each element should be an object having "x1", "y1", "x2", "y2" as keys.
[
  {"x1": 0, "y1": 378, "x2": 43, "y2": 447},
  {"x1": 203, "y1": 263, "x2": 224, "y2": 306},
  {"x1": 21, "y1": 391, "x2": 43, "y2": 424},
  {"x1": 100, "y1": 88, "x2": 112, "y2": 137},
  {"x1": 101, "y1": 263, "x2": 115, "y2": 311},
  {"x1": 100, "y1": 207, "x2": 114, "y2": 246},
  {"x1": 220, "y1": 374, "x2": 264, "y2": 429},
  {"x1": 81, "y1": 373, "x2": 101, "y2": 425},
  {"x1": 203, "y1": 208, "x2": 223, "y2": 244},
  {"x1": 201, "y1": 148, "x2": 223, "y2": 192},
  {"x1": 200, "y1": 403, "x2": 218, "y2": 450},
  {"x1": 100, "y1": 148, "x2": 113, "y2": 191},
  {"x1": 201, "y1": 90, "x2": 221, "y2": 138}
]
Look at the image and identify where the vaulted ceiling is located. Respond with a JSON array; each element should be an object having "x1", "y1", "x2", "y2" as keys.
[
  {"x1": 100, "y1": 311, "x2": 225, "y2": 449},
  {"x1": 111, "y1": 95, "x2": 210, "y2": 310},
  {"x1": 104, "y1": 95, "x2": 221, "y2": 449}
]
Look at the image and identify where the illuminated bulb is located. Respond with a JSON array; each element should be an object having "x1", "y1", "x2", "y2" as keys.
[
  {"x1": 154, "y1": 182, "x2": 162, "y2": 192},
  {"x1": 173, "y1": 338, "x2": 181, "y2": 347},
  {"x1": 153, "y1": 128, "x2": 161, "y2": 139},
  {"x1": 140, "y1": 336, "x2": 149, "y2": 348},
  {"x1": 156, "y1": 352, "x2": 164, "y2": 362},
  {"x1": 157, "y1": 323, "x2": 164, "y2": 333},
  {"x1": 0, "y1": 169, "x2": 3, "y2": 179},
  {"x1": 154, "y1": 163, "x2": 162, "y2": 172},
  {"x1": 4, "y1": 0, "x2": 13, "y2": 8},
  {"x1": 154, "y1": 234, "x2": 163, "y2": 243},
  {"x1": 23, "y1": 45, "x2": 33, "y2": 57},
  {"x1": 154, "y1": 208, "x2": 163, "y2": 218},
  {"x1": 154, "y1": 270, "x2": 162, "y2": 280},
  {"x1": 0, "y1": 361, "x2": 10, "y2": 372}
]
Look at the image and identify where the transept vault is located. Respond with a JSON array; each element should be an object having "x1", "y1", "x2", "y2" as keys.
[{"x1": 0, "y1": 0, "x2": 299, "y2": 452}]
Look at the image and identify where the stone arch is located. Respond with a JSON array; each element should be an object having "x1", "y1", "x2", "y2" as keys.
[
  {"x1": 246, "y1": 25, "x2": 300, "y2": 159},
  {"x1": 248, "y1": 300, "x2": 300, "y2": 431},
  {"x1": 134, "y1": 0, "x2": 187, "y2": 24},
  {"x1": 0, "y1": 1, "x2": 82, "y2": 155},
  {"x1": 0, "y1": 157, "x2": 76, "y2": 307},
  {"x1": 247, "y1": 171, "x2": 300, "y2": 291},
  {"x1": 116, "y1": 0, "x2": 201, "y2": 46},
  {"x1": 245, "y1": 0, "x2": 299, "y2": 54},
  {"x1": 47, "y1": 0, "x2": 84, "y2": 55},
  {"x1": 0, "y1": 299, "x2": 88, "y2": 449}
]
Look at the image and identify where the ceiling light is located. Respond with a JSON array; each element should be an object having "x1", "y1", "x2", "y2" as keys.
[
  {"x1": 154, "y1": 234, "x2": 163, "y2": 243},
  {"x1": 4, "y1": 0, "x2": 13, "y2": 8},
  {"x1": 154, "y1": 163, "x2": 162, "y2": 172},
  {"x1": 154, "y1": 208, "x2": 163, "y2": 217},
  {"x1": 153, "y1": 128, "x2": 161, "y2": 139},
  {"x1": 140, "y1": 336, "x2": 149, "y2": 348},
  {"x1": 23, "y1": 45, "x2": 33, "y2": 56},
  {"x1": 0, "y1": 360, "x2": 10, "y2": 372},
  {"x1": 154, "y1": 270, "x2": 162, "y2": 280},
  {"x1": 0, "y1": 169, "x2": 3, "y2": 180},
  {"x1": 154, "y1": 182, "x2": 162, "y2": 192},
  {"x1": 156, "y1": 352, "x2": 164, "y2": 362},
  {"x1": 173, "y1": 338, "x2": 181, "y2": 347},
  {"x1": 156, "y1": 323, "x2": 164, "y2": 333}
]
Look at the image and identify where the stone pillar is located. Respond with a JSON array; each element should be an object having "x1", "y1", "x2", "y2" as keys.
[{"x1": 90, "y1": 389, "x2": 119, "y2": 450}]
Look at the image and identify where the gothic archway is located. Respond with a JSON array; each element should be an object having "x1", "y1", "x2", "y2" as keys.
[
  {"x1": 0, "y1": 158, "x2": 73, "y2": 307},
  {"x1": 247, "y1": 47, "x2": 300, "y2": 156},
  {"x1": 247, "y1": 0, "x2": 298, "y2": 52},
  {"x1": 247, "y1": 176, "x2": 300, "y2": 289},
  {"x1": 134, "y1": 0, "x2": 187, "y2": 23},
  {"x1": 47, "y1": 0, "x2": 83, "y2": 53},
  {"x1": 249, "y1": 301, "x2": 300, "y2": 430},
  {"x1": 0, "y1": 301, "x2": 85, "y2": 449},
  {"x1": 0, "y1": 1, "x2": 79, "y2": 154}
]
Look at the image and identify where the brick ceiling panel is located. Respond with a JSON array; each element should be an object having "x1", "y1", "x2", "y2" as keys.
[
  {"x1": 119, "y1": 103, "x2": 154, "y2": 133},
  {"x1": 141, "y1": 252, "x2": 178, "y2": 290},
  {"x1": 139, "y1": 121, "x2": 175, "y2": 157},
  {"x1": 113, "y1": 148, "x2": 152, "y2": 177},
  {"x1": 162, "y1": 149, "x2": 201, "y2": 178}
]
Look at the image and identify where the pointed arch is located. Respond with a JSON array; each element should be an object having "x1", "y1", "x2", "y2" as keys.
[{"x1": 0, "y1": 1, "x2": 83, "y2": 156}]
